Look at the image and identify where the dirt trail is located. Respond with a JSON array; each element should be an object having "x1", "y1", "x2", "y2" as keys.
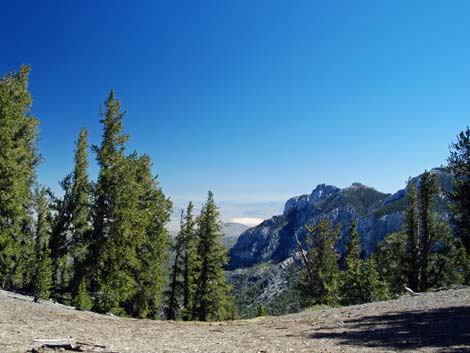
[{"x1": 1, "y1": 288, "x2": 469, "y2": 353}]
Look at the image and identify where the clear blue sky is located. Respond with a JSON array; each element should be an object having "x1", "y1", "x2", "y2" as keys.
[{"x1": 2, "y1": 1, "x2": 470, "y2": 219}]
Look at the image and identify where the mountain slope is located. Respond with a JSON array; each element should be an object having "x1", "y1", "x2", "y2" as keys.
[
  {"x1": 221, "y1": 222, "x2": 251, "y2": 250},
  {"x1": 228, "y1": 168, "x2": 453, "y2": 270}
]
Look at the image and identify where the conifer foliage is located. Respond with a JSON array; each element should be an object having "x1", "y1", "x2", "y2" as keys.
[
  {"x1": 297, "y1": 219, "x2": 341, "y2": 306},
  {"x1": 192, "y1": 192, "x2": 235, "y2": 321},
  {"x1": 181, "y1": 202, "x2": 198, "y2": 320},
  {"x1": 164, "y1": 202, "x2": 198, "y2": 320},
  {"x1": 338, "y1": 220, "x2": 389, "y2": 305},
  {"x1": 32, "y1": 186, "x2": 53, "y2": 302},
  {"x1": 376, "y1": 171, "x2": 464, "y2": 293},
  {"x1": 0, "y1": 65, "x2": 40, "y2": 290},
  {"x1": 404, "y1": 180, "x2": 420, "y2": 290},
  {"x1": 87, "y1": 91, "x2": 171, "y2": 318},
  {"x1": 164, "y1": 196, "x2": 234, "y2": 321},
  {"x1": 448, "y1": 127, "x2": 470, "y2": 255},
  {"x1": 339, "y1": 220, "x2": 362, "y2": 305}
]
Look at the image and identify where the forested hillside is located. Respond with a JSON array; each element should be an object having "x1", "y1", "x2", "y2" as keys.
[
  {"x1": 0, "y1": 66, "x2": 234, "y2": 321},
  {"x1": 1, "y1": 65, "x2": 470, "y2": 322}
]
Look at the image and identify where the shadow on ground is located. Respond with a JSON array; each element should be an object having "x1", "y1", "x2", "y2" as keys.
[{"x1": 308, "y1": 306, "x2": 470, "y2": 352}]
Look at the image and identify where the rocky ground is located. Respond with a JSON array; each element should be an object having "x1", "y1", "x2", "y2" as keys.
[{"x1": 1, "y1": 287, "x2": 469, "y2": 353}]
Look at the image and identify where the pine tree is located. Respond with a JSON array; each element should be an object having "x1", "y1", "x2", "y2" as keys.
[
  {"x1": 164, "y1": 202, "x2": 198, "y2": 320},
  {"x1": 427, "y1": 221, "x2": 464, "y2": 288},
  {"x1": 358, "y1": 256, "x2": 390, "y2": 302},
  {"x1": 120, "y1": 154, "x2": 171, "y2": 318},
  {"x1": 297, "y1": 219, "x2": 341, "y2": 306},
  {"x1": 33, "y1": 248, "x2": 53, "y2": 302},
  {"x1": 73, "y1": 278, "x2": 92, "y2": 311},
  {"x1": 0, "y1": 65, "x2": 40, "y2": 289},
  {"x1": 32, "y1": 186, "x2": 53, "y2": 302},
  {"x1": 339, "y1": 219, "x2": 363, "y2": 305},
  {"x1": 49, "y1": 128, "x2": 92, "y2": 296},
  {"x1": 373, "y1": 232, "x2": 408, "y2": 295},
  {"x1": 164, "y1": 211, "x2": 185, "y2": 320},
  {"x1": 87, "y1": 91, "x2": 171, "y2": 317},
  {"x1": 192, "y1": 192, "x2": 234, "y2": 321},
  {"x1": 256, "y1": 304, "x2": 267, "y2": 317},
  {"x1": 69, "y1": 128, "x2": 92, "y2": 293},
  {"x1": 418, "y1": 170, "x2": 439, "y2": 290},
  {"x1": 181, "y1": 201, "x2": 198, "y2": 320},
  {"x1": 49, "y1": 176, "x2": 73, "y2": 294},
  {"x1": 447, "y1": 127, "x2": 470, "y2": 255},
  {"x1": 404, "y1": 180, "x2": 420, "y2": 290},
  {"x1": 88, "y1": 89, "x2": 129, "y2": 292}
]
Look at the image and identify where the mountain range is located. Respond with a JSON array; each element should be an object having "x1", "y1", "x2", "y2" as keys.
[{"x1": 227, "y1": 168, "x2": 454, "y2": 317}]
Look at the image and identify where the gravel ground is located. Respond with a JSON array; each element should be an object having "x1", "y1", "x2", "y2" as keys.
[{"x1": 1, "y1": 288, "x2": 469, "y2": 353}]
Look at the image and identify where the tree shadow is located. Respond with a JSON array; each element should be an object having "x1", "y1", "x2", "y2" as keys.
[{"x1": 307, "y1": 306, "x2": 470, "y2": 352}]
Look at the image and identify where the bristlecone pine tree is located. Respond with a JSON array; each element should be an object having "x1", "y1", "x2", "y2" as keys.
[
  {"x1": 374, "y1": 231, "x2": 408, "y2": 294},
  {"x1": 88, "y1": 90, "x2": 171, "y2": 318},
  {"x1": 418, "y1": 170, "x2": 439, "y2": 290},
  {"x1": 0, "y1": 65, "x2": 40, "y2": 290},
  {"x1": 164, "y1": 201, "x2": 199, "y2": 320},
  {"x1": 339, "y1": 219, "x2": 362, "y2": 305},
  {"x1": 297, "y1": 219, "x2": 341, "y2": 306},
  {"x1": 192, "y1": 192, "x2": 235, "y2": 321},
  {"x1": 164, "y1": 211, "x2": 185, "y2": 320},
  {"x1": 68, "y1": 128, "x2": 93, "y2": 296},
  {"x1": 181, "y1": 201, "x2": 198, "y2": 320},
  {"x1": 48, "y1": 174, "x2": 73, "y2": 294},
  {"x1": 404, "y1": 180, "x2": 420, "y2": 290},
  {"x1": 32, "y1": 186, "x2": 53, "y2": 302},
  {"x1": 374, "y1": 172, "x2": 464, "y2": 296},
  {"x1": 339, "y1": 219, "x2": 390, "y2": 305},
  {"x1": 73, "y1": 278, "x2": 92, "y2": 311},
  {"x1": 447, "y1": 127, "x2": 470, "y2": 257},
  {"x1": 88, "y1": 89, "x2": 129, "y2": 294},
  {"x1": 48, "y1": 128, "x2": 93, "y2": 299}
]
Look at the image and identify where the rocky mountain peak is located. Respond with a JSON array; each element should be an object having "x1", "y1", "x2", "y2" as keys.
[
  {"x1": 283, "y1": 184, "x2": 339, "y2": 215},
  {"x1": 228, "y1": 169, "x2": 453, "y2": 270},
  {"x1": 346, "y1": 182, "x2": 370, "y2": 190}
]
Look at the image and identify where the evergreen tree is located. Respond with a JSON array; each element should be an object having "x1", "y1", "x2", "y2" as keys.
[
  {"x1": 256, "y1": 304, "x2": 266, "y2": 317},
  {"x1": 73, "y1": 278, "x2": 92, "y2": 311},
  {"x1": 88, "y1": 89, "x2": 129, "y2": 292},
  {"x1": 32, "y1": 186, "x2": 53, "y2": 302},
  {"x1": 33, "y1": 248, "x2": 53, "y2": 302},
  {"x1": 339, "y1": 219, "x2": 363, "y2": 305},
  {"x1": 404, "y1": 180, "x2": 420, "y2": 290},
  {"x1": 69, "y1": 128, "x2": 93, "y2": 294},
  {"x1": 339, "y1": 220, "x2": 390, "y2": 305},
  {"x1": 358, "y1": 256, "x2": 390, "y2": 302},
  {"x1": 164, "y1": 211, "x2": 185, "y2": 320},
  {"x1": 48, "y1": 176, "x2": 73, "y2": 294},
  {"x1": 418, "y1": 170, "x2": 439, "y2": 290},
  {"x1": 447, "y1": 127, "x2": 470, "y2": 255},
  {"x1": 181, "y1": 201, "x2": 198, "y2": 320},
  {"x1": 427, "y1": 221, "x2": 465, "y2": 288},
  {"x1": 373, "y1": 232, "x2": 408, "y2": 295},
  {"x1": 297, "y1": 219, "x2": 341, "y2": 306},
  {"x1": 0, "y1": 65, "x2": 40, "y2": 289},
  {"x1": 49, "y1": 128, "x2": 92, "y2": 296},
  {"x1": 121, "y1": 154, "x2": 171, "y2": 318},
  {"x1": 164, "y1": 202, "x2": 198, "y2": 320},
  {"x1": 192, "y1": 192, "x2": 234, "y2": 321},
  {"x1": 86, "y1": 92, "x2": 171, "y2": 317}
]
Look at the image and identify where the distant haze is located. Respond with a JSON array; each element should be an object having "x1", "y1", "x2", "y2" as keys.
[{"x1": 227, "y1": 218, "x2": 264, "y2": 226}]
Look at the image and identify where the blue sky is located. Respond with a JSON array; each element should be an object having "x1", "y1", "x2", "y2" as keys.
[{"x1": 2, "y1": 1, "x2": 470, "y2": 222}]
